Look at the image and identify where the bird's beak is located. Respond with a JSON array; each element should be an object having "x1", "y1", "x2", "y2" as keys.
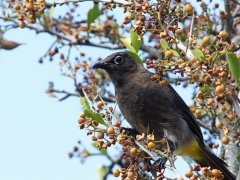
[{"x1": 92, "y1": 62, "x2": 109, "y2": 69}]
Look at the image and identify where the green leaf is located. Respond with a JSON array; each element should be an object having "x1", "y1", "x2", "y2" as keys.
[
  {"x1": 160, "y1": 39, "x2": 168, "y2": 51},
  {"x1": 201, "y1": 84, "x2": 211, "y2": 94},
  {"x1": 192, "y1": 49, "x2": 206, "y2": 61},
  {"x1": 87, "y1": 4, "x2": 100, "y2": 30},
  {"x1": 178, "y1": 34, "x2": 187, "y2": 42},
  {"x1": 171, "y1": 49, "x2": 180, "y2": 57},
  {"x1": 84, "y1": 109, "x2": 107, "y2": 126},
  {"x1": 80, "y1": 97, "x2": 91, "y2": 111},
  {"x1": 92, "y1": 142, "x2": 108, "y2": 156},
  {"x1": 130, "y1": 29, "x2": 142, "y2": 53},
  {"x1": 211, "y1": 51, "x2": 219, "y2": 66},
  {"x1": 98, "y1": 165, "x2": 107, "y2": 180},
  {"x1": 120, "y1": 38, "x2": 136, "y2": 53},
  {"x1": 125, "y1": 50, "x2": 143, "y2": 66},
  {"x1": 226, "y1": 53, "x2": 240, "y2": 86},
  {"x1": 236, "y1": 154, "x2": 240, "y2": 163}
]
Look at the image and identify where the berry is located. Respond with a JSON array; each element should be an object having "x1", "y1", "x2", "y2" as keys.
[
  {"x1": 97, "y1": 101, "x2": 104, "y2": 109},
  {"x1": 219, "y1": 31, "x2": 228, "y2": 39},
  {"x1": 107, "y1": 127, "x2": 114, "y2": 134},
  {"x1": 97, "y1": 132, "x2": 104, "y2": 139},
  {"x1": 185, "y1": 4, "x2": 193, "y2": 15},
  {"x1": 92, "y1": 136, "x2": 97, "y2": 141},
  {"x1": 212, "y1": 169, "x2": 221, "y2": 177},
  {"x1": 78, "y1": 118, "x2": 85, "y2": 124},
  {"x1": 26, "y1": 2, "x2": 33, "y2": 10},
  {"x1": 192, "y1": 74, "x2": 199, "y2": 82},
  {"x1": 130, "y1": 148, "x2": 137, "y2": 156},
  {"x1": 147, "y1": 142, "x2": 155, "y2": 149},
  {"x1": 215, "y1": 122, "x2": 223, "y2": 129},
  {"x1": 128, "y1": 171, "x2": 134, "y2": 179},
  {"x1": 202, "y1": 36, "x2": 211, "y2": 46},
  {"x1": 80, "y1": 112, "x2": 86, "y2": 118},
  {"x1": 159, "y1": 79, "x2": 169, "y2": 87},
  {"x1": 185, "y1": 170, "x2": 193, "y2": 178},
  {"x1": 215, "y1": 85, "x2": 224, "y2": 94},
  {"x1": 13, "y1": 4, "x2": 21, "y2": 11},
  {"x1": 227, "y1": 114, "x2": 234, "y2": 121},
  {"x1": 19, "y1": 21, "x2": 25, "y2": 28},
  {"x1": 175, "y1": 29, "x2": 183, "y2": 35},
  {"x1": 165, "y1": 50, "x2": 173, "y2": 59},
  {"x1": 113, "y1": 169, "x2": 120, "y2": 177},
  {"x1": 222, "y1": 136, "x2": 229, "y2": 145}
]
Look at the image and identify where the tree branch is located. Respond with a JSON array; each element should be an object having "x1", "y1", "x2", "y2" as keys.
[
  {"x1": 45, "y1": 0, "x2": 133, "y2": 8},
  {"x1": 196, "y1": 119, "x2": 220, "y2": 134}
]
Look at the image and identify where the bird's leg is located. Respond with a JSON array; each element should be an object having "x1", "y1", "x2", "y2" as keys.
[
  {"x1": 166, "y1": 139, "x2": 175, "y2": 167},
  {"x1": 153, "y1": 157, "x2": 167, "y2": 172},
  {"x1": 120, "y1": 127, "x2": 139, "y2": 137}
]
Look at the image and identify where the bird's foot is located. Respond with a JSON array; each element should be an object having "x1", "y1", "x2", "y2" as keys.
[
  {"x1": 153, "y1": 157, "x2": 167, "y2": 171},
  {"x1": 120, "y1": 127, "x2": 138, "y2": 137}
]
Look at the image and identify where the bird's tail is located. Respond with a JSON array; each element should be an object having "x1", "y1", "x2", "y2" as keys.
[{"x1": 194, "y1": 143, "x2": 236, "y2": 180}]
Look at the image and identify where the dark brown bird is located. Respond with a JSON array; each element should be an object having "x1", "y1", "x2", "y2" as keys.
[{"x1": 93, "y1": 52, "x2": 236, "y2": 180}]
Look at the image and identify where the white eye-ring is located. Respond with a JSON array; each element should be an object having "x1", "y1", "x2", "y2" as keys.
[{"x1": 114, "y1": 56, "x2": 124, "y2": 64}]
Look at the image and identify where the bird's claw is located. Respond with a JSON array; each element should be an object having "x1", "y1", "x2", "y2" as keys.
[
  {"x1": 153, "y1": 157, "x2": 167, "y2": 171},
  {"x1": 120, "y1": 127, "x2": 138, "y2": 137}
]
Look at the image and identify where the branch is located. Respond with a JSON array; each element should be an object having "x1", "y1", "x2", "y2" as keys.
[
  {"x1": 224, "y1": 0, "x2": 233, "y2": 44},
  {"x1": 196, "y1": 119, "x2": 220, "y2": 134},
  {"x1": 45, "y1": 0, "x2": 133, "y2": 8}
]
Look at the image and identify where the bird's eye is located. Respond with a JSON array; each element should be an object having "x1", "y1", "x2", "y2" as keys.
[{"x1": 114, "y1": 56, "x2": 123, "y2": 64}]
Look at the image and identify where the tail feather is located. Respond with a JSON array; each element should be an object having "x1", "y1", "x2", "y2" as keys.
[{"x1": 195, "y1": 144, "x2": 236, "y2": 180}]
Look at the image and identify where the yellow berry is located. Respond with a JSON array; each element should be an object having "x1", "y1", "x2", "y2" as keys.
[
  {"x1": 215, "y1": 85, "x2": 224, "y2": 94},
  {"x1": 159, "y1": 79, "x2": 168, "y2": 87},
  {"x1": 130, "y1": 148, "x2": 137, "y2": 156},
  {"x1": 175, "y1": 29, "x2": 183, "y2": 35},
  {"x1": 227, "y1": 114, "x2": 234, "y2": 121},
  {"x1": 113, "y1": 169, "x2": 120, "y2": 177},
  {"x1": 219, "y1": 31, "x2": 228, "y2": 39},
  {"x1": 212, "y1": 169, "x2": 221, "y2": 177},
  {"x1": 185, "y1": 4, "x2": 193, "y2": 15},
  {"x1": 107, "y1": 127, "x2": 114, "y2": 134},
  {"x1": 141, "y1": 165, "x2": 147, "y2": 171},
  {"x1": 19, "y1": 21, "x2": 25, "y2": 28},
  {"x1": 165, "y1": 50, "x2": 173, "y2": 59},
  {"x1": 192, "y1": 74, "x2": 199, "y2": 82},
  {"x1": 195, "y1": 109, "x2": 201, "y2": 118},
  {"x1": 222, "y1": 136, "x2": 229, "y2": 145},
  {"x1": 215, "y1": 122, "x2": 223, "y2": 129},
  {"x1": 97, "y1": 132, "x2": 104, "y2": 139},
  {"x1": 202, "y1": 36, "x2": 211, "y2": 46},
  {"x1": 185, "y1": 170, "x2": 193, "y2": 178},
  {"x1": 13, "y1": 4, "x2": 21, "y2": 11},
  {"x1": 80, "y1": 112, "x2": 86, "y2": 118},
  {"x1": 26, "y1": 2, "x2": 33, "y2": 10},
  {"x1": 97, "y1": 101, "x2": 104, "y2": 108},
  {"x1": 147, "y1": 142, "x2": 155, "y2": 149},
  {"x1": 128, "y1": 171, "x2": 134, "y2": 179}
]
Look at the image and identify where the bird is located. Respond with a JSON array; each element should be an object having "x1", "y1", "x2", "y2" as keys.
[{"x1": 92, "y1": 52, "x2": 236, "y2": 180}]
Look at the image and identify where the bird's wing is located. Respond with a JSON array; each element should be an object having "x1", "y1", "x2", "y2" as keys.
[{"x1": 167, "y1": 85, "x2": 205, "y2": 146}]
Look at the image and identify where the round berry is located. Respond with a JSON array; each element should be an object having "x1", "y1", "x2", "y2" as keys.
[
  {"x1": 159, "y1": 79, "x2": 168, "y2": 87},
  {"x1": 212, "y1": 169, "x2": 221, "y2": 177},
  {"x1": 202, "y1": 36, "x2": 211, "y2": 46},
  {"x1": 219, "y1": 31, "x2": 228, "y2": 39},
  {"x1": 165, "y1": 50, "x2": 173, "y2": 59},
  {"x1": 13, "y1": 4, "x2": 21, "y2": 11},
  {"x1": 107, "y1": 127, "x2": 114, "y2": 134},
  {"x1": 80, "y1": 112, "x2": 86, "y2": 118},
  {"x1": 130, "y1": 148, "x2": 137, "y2": 156},
  {"x1": 185, "y1": 4, "x2": 193, "y2": 15},
  {"x1": 185, "y1": 170, "x2": 193, "y2": 178},
  {"x1": 128, "y1": 171, "x2": 134, "y2": 179},
  {"x1": 175, "y1": 29, "x2": 183, "y2": 35},
  {"x1": 147, "y1": 142, "x2": 155, "y2": 149},
  {"x1": 215, "y1": 122, "x2": 223, "y2": 129},
  {"x1": 222, "y1": 136, "x2": 229, "y2": 145},
  {"x1": 215, "y1": 85, "x2": 224, "y2": 94},
  {"x1": 19, "y1": 21, "x2": 25, "y2": 28},
  {"x1": 26, "y1": 2, "x2": 34, "y2": 10},
  {"x1": 192, "y1": 74, "x2": 199, "y2": 82},
  {"x1": 113, "y1": 169, "x2": 120, "y2": 177},
  {"x1": 97, "y1": 132, "x2": 104, "y2": 139},
  {"x1": 97, "y1": 101, "x2": 104, "y2": 109}
]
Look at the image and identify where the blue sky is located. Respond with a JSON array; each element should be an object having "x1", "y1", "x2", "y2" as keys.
[{"x1": 0, "y1": 1, "x2": 224, "y2": 179}]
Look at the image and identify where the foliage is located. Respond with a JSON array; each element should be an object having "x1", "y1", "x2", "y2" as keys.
[{"x1": 1, "y1": 0, "x2": 240, "y2": 179}]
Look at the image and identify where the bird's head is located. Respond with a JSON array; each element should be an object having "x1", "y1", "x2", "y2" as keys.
[{"x1": 92, "y1": 52, "x2": 141, "y2": 85}]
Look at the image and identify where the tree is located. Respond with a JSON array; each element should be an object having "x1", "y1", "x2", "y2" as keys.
[{"x1": 1, "y1": 0, "x2": 240, "y2": 179}]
